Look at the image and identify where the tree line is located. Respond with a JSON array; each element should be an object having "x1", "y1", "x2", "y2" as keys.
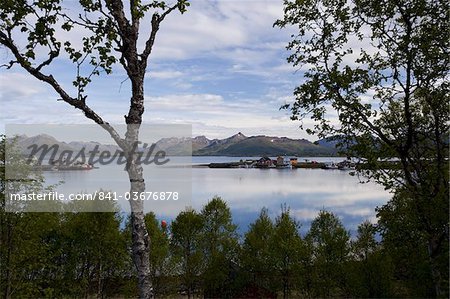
[
  {"x1": 1, "y1": 195, "x2": 447, "y2": 298},
  {"x1": 0, "y1": 137, "x2": 448, "y2": 298},
  {"x1": 1, "y1": 0, "x2": 448, "y2": 297}
]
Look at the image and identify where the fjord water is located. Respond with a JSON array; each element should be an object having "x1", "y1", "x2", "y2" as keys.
[{"x1": 43, "y1": 156, "x2": 390, "y2": 234}]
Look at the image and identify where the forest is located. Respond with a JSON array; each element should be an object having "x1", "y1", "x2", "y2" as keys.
[
  {"x1": 2, "y1": 195, "x2": 447, "y2": 298},
  {"x1": 0, "y1": 137, "x2": 447, "y2": 298},
  {"x1": 1, "y1": 0, "x2": 449, "y2": 297}
]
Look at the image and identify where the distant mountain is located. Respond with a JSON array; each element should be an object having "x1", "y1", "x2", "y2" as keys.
[
  {"x1": 192, "y1": 136, "x2": 213, "y2": 149},
  {"x1": 68, "y1": 141, "x2": 121, "y2": 153},
  {"x1": 315, "y1": 137, "x2": 341, "y2": 149},
  {"x1": 195, "y1": 132, "x2": 247, "y2": 155},
  {"x1": 194, "y1": 134, "x2": 338, "y2": 156},
  {"x1": 11, "y1": 134, "x2": 120, "y2": 157},
  {"x1": 154, "y1": 133, "x2": 251, "y2": 156},
  {"x1": 11, "y1": 133, "x2": 340, "y2": 158},
  {"x1": 154, "y1": 132, "x2": 339, "y2": 156},
  {"x1": 154, "y1": 137, "x2": 196, "y2": 156},
  {"x1": 314, "y1": 136, "x2": 353, "y2": 152},
  {"x1": 156, "y1": 136, "x2": 213, "y2": 152},
  {"x1": 13, "y1": 134, "x2": 73, "y2": 156}
]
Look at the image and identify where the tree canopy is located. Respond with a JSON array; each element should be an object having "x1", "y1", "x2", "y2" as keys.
[
  {"x1": 276, "y1": 0, "x2": 449, "y2": 295},
  {"x1": 0, "y1": 1, "x2": 190, "y2": 297}
]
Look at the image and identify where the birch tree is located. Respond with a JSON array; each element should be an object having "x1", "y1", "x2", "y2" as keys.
[
  {"x1": 0, "y1": 1, "x2": 189, "y2": 297},
  {"x1": 276, "y1": 0, "x2": 449, "y2": 295}
]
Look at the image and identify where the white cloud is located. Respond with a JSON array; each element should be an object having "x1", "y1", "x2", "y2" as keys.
[
  {"x1": 147, "y1": 0, "x2": 292, "y2": 64},
  {"x1": 292, "y1": 208, "x2": 320, "y2": 221},
  {"x1": 142, "y1": 92, "x2": 320, "y2": 138},
  {"x1": 145, "y1": 70, "x2": 184, "y2": 79},
  {"x1": 0, "y1": 72, "x2": 45, "y2": 99},
  {"x1": 0, "y1": 0, "x2": 338, "y2": 140}
]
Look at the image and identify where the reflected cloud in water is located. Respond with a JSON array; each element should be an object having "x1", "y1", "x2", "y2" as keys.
[{"x1": 45, "y1": 158, "x2": 391, "y2": 235}]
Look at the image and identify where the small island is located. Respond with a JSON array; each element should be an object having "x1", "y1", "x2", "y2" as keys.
[{"x1": 207, "y1": 156, "x2": 356, "y2": 170}]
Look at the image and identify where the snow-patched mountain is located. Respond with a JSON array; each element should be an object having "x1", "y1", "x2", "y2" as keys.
[
  {"x1": 12, "y1": 134, "x2": 73, "y2": 156},
  {"x1": 11, "y1": 132, "x2": 339, "y2": 157},
  {"x1": 194, "y1": 133, "x2": 337, "y2": 156},
  {"x1": 156, "y1": 132, "x2": 338, "y2": 156}
]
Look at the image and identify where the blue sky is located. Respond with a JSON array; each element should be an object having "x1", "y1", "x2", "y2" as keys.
[{"x1": 0, "y1": 0, "x2": 321, "y2": 140}]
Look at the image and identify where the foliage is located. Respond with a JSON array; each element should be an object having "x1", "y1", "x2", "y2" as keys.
[
  {"x1": 0, "y1": 136, "x2": 53, "y2": 298},
  {"x1": 144, "y1": 212, "x2": 173, "y2": 297},
  {"x1": 348, "y1": 221, "x2": 394, "y2": 298},
  {"x1": 0, "y1": 137, "x2": 131, "y2": 298},
  {"x1": 0, "y1": 1, "x2": 191, "y2": 296},
  {"x1": 377, "y1": 189, "x2": 449, "y2": 296},
  {"x1": 200, "y1": 196, "x2": 239, "y2": 298},
  {"x1": 65, "y1": 207, "x2": 128, "y2": 295},
  {"x1": 170, "y1": 208, "x2": 204, "y2": 298},
  {"x1": 276, "y1": 0, "x2": 449, "y2": 295},
  {"x1": 241, "y1": 208, "x2": 275, "y2": 290},
  {"x1": 306, "y1": 210, "x2": 351, "y2": 297},
  {"x1": 269, "y1": 207, "x2": 304, "y2": 298},
  {"x1": 0, "y1": 0, "x2": 189, "y2": 102},
  {"x1": 0, "y1": 140, "x2": 443, "y2": 297},
  {"x1": 0, "y1": 181, "x2": 442, "y2": 298}
]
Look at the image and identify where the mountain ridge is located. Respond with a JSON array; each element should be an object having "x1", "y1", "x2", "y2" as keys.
[
  {"x1": 10, "y1": 133, "x2": 339, "y2": 157},
  {"x1": 190, "y1": 134, "x2": 338, "y2": 156}
]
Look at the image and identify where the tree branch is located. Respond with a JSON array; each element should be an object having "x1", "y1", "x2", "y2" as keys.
[
  {"x1": 159, "y1": 3, "x2": 180, "y2": 22},
  {"x1": 0, "y1": 60, "x2": 17, "y2": 69},
  {"x1": 0, "y1": 31, "x2": 127, "y2": 151},
  {"x1": 140, "y1": 13, "x2": 160, "y2": 65},
  {"x1": 140, "y1": 3, "x2": 178, "y2": 65},
  {"x1": 130, "y1": 0, "x2": 140, "y2": 32},
  {"x1": 35, "y1": 50, "x2": 59, "y2": 72},
  {"x1": 105, "y1": 0, "x2": 131, "y2": 38}
]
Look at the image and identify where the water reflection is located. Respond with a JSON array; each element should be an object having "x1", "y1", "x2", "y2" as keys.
[{"x1": 44, "y1": 157, "x2": 391, "y2": 235}]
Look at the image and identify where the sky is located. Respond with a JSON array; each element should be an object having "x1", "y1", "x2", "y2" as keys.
[{"x1": 0, "y1": 0, "x2": 319, "y2": 140}]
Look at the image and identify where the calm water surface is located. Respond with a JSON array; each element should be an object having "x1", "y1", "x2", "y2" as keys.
[{"x1": 43, "y1": 156, "x2": 391, "y2": 234}]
